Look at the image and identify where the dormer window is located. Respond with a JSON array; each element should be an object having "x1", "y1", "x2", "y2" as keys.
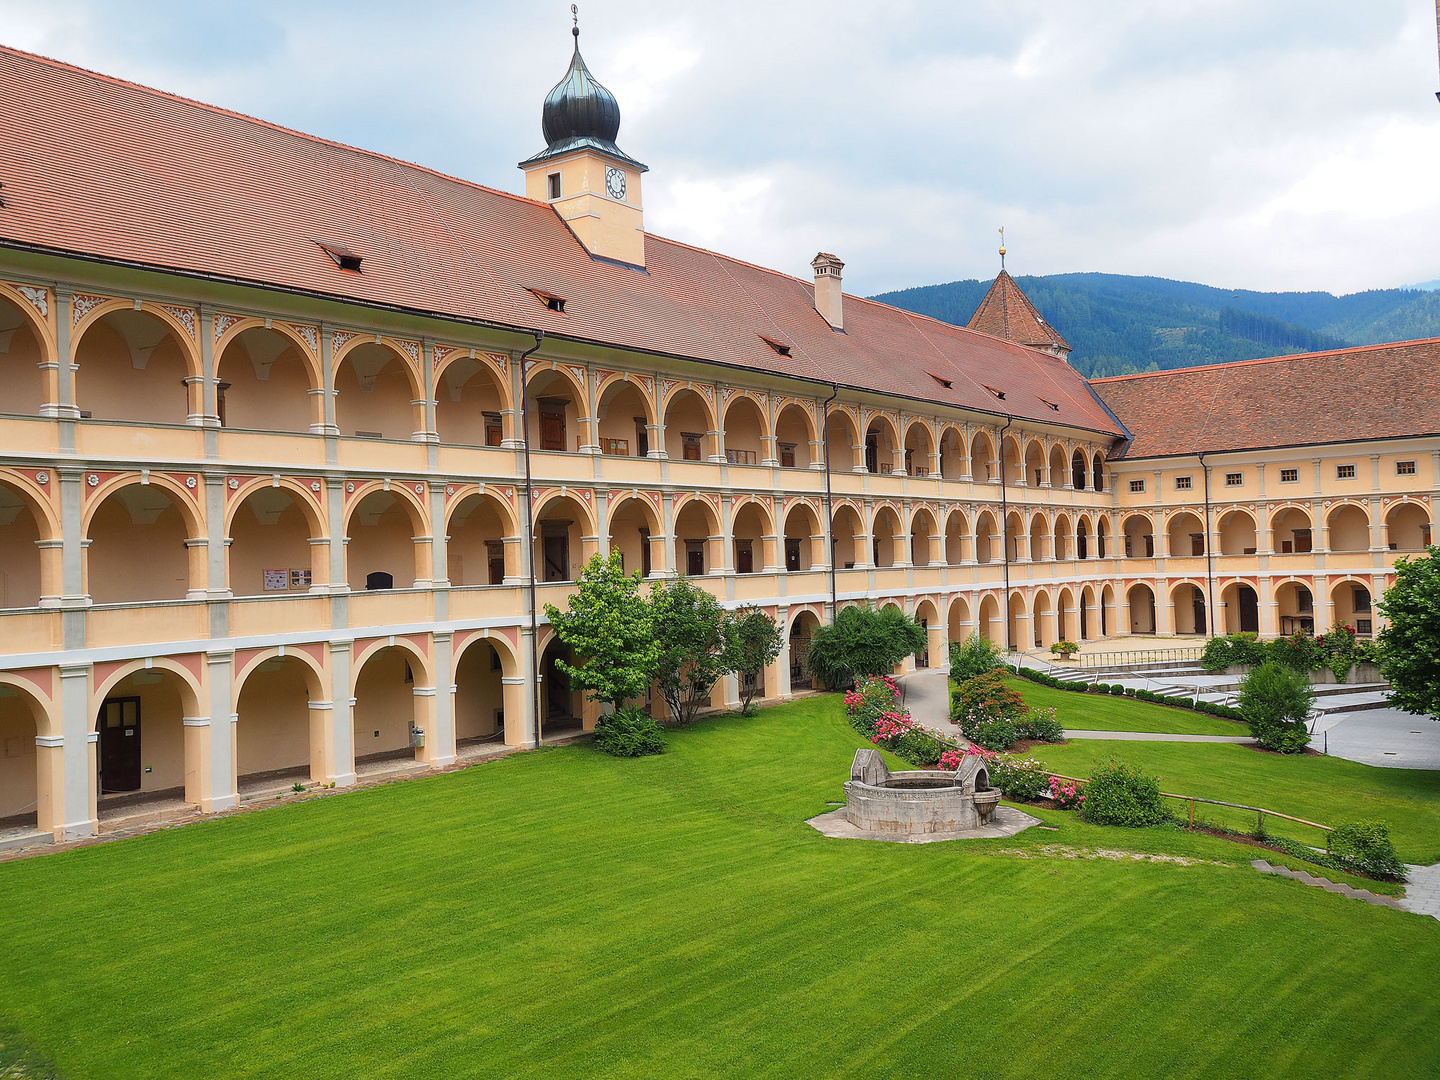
[
  {"x1": 318, "y1": 242, "x2": 362, "y2": 272},
  {"x1": 527, "y1": 288, "x2": 567, "y2": 314},
  {"x1": 927, "y1": 372, "x2": 953, "y2": 389},
  {"x1": 982, "y1": 384, "x2": 1005, "y2": 401},
  {"x1": 1038, "y1": 397, "x2": 1060, "y2": 411},
  {"x1": 759, "y1": 335, "x2": 791, "y2": 357},
  {"x1": 547, "y1": 172, "x2": 561, "y2": 200}
]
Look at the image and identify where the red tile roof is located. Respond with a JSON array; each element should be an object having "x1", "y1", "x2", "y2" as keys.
[
  {"x1": 1092, "y1": 338, "x2": 1440, "y2": 458},
  {"x1": 966, "y1": 270, "x2": 1071, "y2": 354},
  {"x1": 0, "y1": 45, "x2": 1122, "y2": 437}
]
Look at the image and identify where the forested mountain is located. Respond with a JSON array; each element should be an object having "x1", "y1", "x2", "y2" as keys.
[{"x1": 872, "y1": 272, "x2": 1440, "y2": 378}]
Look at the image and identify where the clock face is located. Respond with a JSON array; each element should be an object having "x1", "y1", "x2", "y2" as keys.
[{"x1": 605, "y1": 166, "x2": 626, "y2": 201}]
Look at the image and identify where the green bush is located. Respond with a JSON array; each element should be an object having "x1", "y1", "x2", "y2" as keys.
[
  {"x1": 1201, "y1": 632, "x2": 1267, "y2": 671},
  {"x1": 949, "y1": 635, "x2": 1006, "y2": 682},
  {"x1": 1238, "y1": 661, "x2": 1314, "y2": 753},
  {"x1": 892, "y1": 729, "x2": 944, "y2": 766},
  {"x1": 593, "y1": 706, "x2": 665, "y2": 757},
  {"x1": 1266, "y1": 632, "x2": 1325, "y2": 674},
  {"x1": 1081, "y1": 756, "x2": 1169, "y2": 827},
  {"x1": 1329, "y1": 821, "x2": 1407, "y2": 880},
  {"x1": 1109, "y1": 685, "x2": 1126, "y2": 696},
  {"x1": 951, "y1": 671, "x2": 1028, "y2": 724},
  {"x1": 1016, "y1": 707, "x2": 1065, "y2": 743},
  {"x1": 958, "y1": 712, "x2": 1018, "y2": 752},
  {"x1": 988, "y1": 755, "x2": 1051, "y2": 801},
  {"x1": 806, "y1": 603, "x2": 927, "y2": 689}
]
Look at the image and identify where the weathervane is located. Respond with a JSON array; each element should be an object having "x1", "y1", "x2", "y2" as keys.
[
  {"x1": 572, "y1": 3, "x2": 579, "y2": 38},
  {"x1": 998, "y1": 226, "x2": 1006, "y2": 272}
]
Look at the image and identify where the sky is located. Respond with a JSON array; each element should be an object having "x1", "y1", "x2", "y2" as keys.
[{"x1": 3, "y1": 0, "x2": 1439, "y2": 297}]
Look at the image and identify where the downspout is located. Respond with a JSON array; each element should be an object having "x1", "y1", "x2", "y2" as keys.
[
  {"x1": 1198, "y1": 451, "x2": 1216, "y2": 639},
  {"x1": 519, "y1": 331, "x2": 545, "y2": 749},
  {"x1": 821, "y1": 383, "x2": 840, "y2": 619},
  {"x1": 998, "y1": 416, "x2": 1014, "y2": 653}
]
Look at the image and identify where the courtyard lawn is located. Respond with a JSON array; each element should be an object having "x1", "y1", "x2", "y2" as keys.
[
  {"x1": 1026, "y1": 739, "x2": 1440, "y2": 864},
  {"x1": 1006, "y1": 677, "x2": 1246, "y2": 736},
  {"x1": 1, "y1": 697, "x2": 1437, "y2": 1079}
]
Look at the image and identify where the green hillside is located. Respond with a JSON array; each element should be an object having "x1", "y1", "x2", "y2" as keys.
[{"x1": 873, "y1": 272, "x2": 1440, "y2": 378}]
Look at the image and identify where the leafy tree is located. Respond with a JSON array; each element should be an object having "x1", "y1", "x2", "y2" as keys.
[
  {"x1": 949, "y1": 635, "x2": 1005, "y2": 681},
  {"x1": 805, "y1": 603, "x2": 928, "y2": 689},
  {"x1": 543, "y1": 553, "x2": 658, "y2": 709},
  {"x1": 722, "y1": 604, "x2": 784, "y2": 715},
  {"x1": 650, "y1": 576, "x2": 728, "y2": 725},
  {"x1": 1237, "y1": 661, "x2": 1314, "y2": 753},
  {"x1": 1377, "y1": 546, "x2": 1440, "y2": 721}
]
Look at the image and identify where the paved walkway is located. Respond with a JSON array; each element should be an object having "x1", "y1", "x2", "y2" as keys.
[
  {"x1": 1065, "y1": 730, "x2": 1254, "y2": 744},
  {"x1": 1399, "y1": 862, "x2": 1440, "y2": 920},
  {"x1": 1309, "y1": 708, "x2": 1440, "y2": 770},
  {"x1": 898, "y1": 669, "x2": 953, "y2": 730}
]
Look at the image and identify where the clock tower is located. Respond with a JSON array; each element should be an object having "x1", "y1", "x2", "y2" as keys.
[{"x1": 520, "y1": 19, "x2": 648, "y2": 268}]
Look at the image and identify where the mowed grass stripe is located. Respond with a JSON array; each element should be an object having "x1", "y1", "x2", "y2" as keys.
[
  {"x1": 0, "y1": 696, "x2": 1435, "y2": 1079},
  {"x1": 1007, "y1": 676, "x2": 1247, "y2": 736}
]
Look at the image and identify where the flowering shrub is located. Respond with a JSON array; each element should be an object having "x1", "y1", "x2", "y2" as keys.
[
  {"x1": 988, "y1": 755, "x2": 1050, "y2": 801},
  {"x1": 1050, "y1": 640, "x2": 1080, "y2": 656},
  {"x1": 1048, "y1": 775, "x2": 1086, "y2": 810},
  {"x1": 871, "y1": 711, "x2": 914, "y2": 744},
  {"x1": 1016, "y1": 707, "x2": 1065, "y2": 743},
  {"x1": 845, "y1": 675, "x2": 900, "y2": 741},
  {"x1": 958, "y1": 708, "x2": 1019, "y2": 752},
  {"x1": 939, "y1": 745, "x2": 994, "y2": 770},
  {"x1": 1081, "y1": 756, "x2": 1169, "y2": 827}
]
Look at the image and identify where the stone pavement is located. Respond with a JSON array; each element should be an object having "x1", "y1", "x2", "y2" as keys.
[
  {"x1": 806, "y1": 804, "x2": 1040, "y2": 844},
  {"x1": 1399, "y1": 861, "x2": 1440, "y2": 920},
  {"x1": 898, "y1": 668, "x2": 954, "y2": 730},
  {"x1": 1308, "y1": 707, "x2": 1440, "y2": 770},
  {"x1": 1065, "y1": 730, "x2": 1254, "y2": 744}
]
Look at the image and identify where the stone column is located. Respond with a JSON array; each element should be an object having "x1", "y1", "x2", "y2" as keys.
[
  {"x1": 429, "y1": 631, "x2": 456, "y2": 766},
  {"x1": 57, "y1": 663, "x2": 96, "y2": 840},
  {"x1": 204, "y1": 650, "x2": 237, "y2": 812},
  {"x1": 327, "y1": 639, "x2": 357, "y2": 786}
]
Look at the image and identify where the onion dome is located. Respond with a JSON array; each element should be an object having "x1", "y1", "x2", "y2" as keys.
[{"x1": 521, "y1": 26, "x2": 646, "y2": 171}]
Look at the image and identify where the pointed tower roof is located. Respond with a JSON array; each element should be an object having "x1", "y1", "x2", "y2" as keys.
[
  {"x1": 519, "y1": 23, "x2": 646, "y2": 171},
  {"x1": 967, "y1": 270, "x2": 1071, "y2": 359}
]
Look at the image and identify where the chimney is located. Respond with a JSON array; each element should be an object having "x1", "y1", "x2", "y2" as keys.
[{"x1": 811, "y1": 252, "x2": 845, "y2": 331}]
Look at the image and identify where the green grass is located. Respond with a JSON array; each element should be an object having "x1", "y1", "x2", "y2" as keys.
[
  {"x1": 1027, "y1": 739, "x2": 1440, "y2": 864},
  {"x1": 0, "y1": 696, "x2": 1436, "y2": 1079},
  {"x1": 1007, "y1": 677, "x2": 1247, "y2": 736}
]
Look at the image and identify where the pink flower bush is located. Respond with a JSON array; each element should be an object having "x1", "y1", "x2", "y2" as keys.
[
  {"x1": 1049, "y1": 775, "x2": 1086, "y2": 810},
  {"x1": 870, "y1": 711, "x2": 915, "y2": 744}
]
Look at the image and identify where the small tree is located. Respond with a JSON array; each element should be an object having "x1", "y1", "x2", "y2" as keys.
[
  {"x1": 543, "y1": 553, "x2": 658, "y2": 709},
  {"x1": 1377, "y1": 546, "x2": 1440, "y2": 721},
  {"x1": 1237, "y1": 660, "x2": 1314, "y2": 753},
  {"x1": 806, "y1": 603, "x2": 928, "y2": 689},
  {"x1": 949, "y1": 635, "x2": 1005, "y2": 682},
  {"x1": 722, "y1": 604, "x2": 783, "y2": 714},
  {"x1": 650, "y1": 575, "x2": 728, "y2": 725}
]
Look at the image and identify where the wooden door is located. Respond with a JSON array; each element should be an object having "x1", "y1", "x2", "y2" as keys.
[
  {"x1": 785, "y1": 539, "x2": 801, "y2": 572},
  {"x1": 99, "y1": 697, "x2": 142, "y2": 793},
  {"x1": 735, "y1": 541, "x2": 753, "y2": 575},
  {"x1": 543, "y1": 534, "x2": 569, "y2": 582},
  {"x1": 540, "y1": 411, "x2": 565, "y2": 452},
  {"x1": 1239, "y1": 587, "x2": 1259, "y2": 633},
  {"x1": 686, "y1": 544, "x2": 705, "y2": 577}
]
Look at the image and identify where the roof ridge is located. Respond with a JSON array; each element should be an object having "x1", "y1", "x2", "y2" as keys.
[
  {"x1": 1090, "y1": 336, "x2": 1440, "y2": 383},
  {"x1": 0, "y1": 42, "x2": 548, "y2": 213}
]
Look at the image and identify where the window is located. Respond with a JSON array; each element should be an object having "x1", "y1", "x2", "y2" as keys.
[
  {"x1": 982, "y1": 384, "x2": 1005, "y2": 401},
  {"x1": 1336, "y1": 464, "x2": 1356, "y2": 479},
  {"x1": 483, "y1": 412, "x2": 503, "y2": 447},
  {"x1": 759, "y1": 335, "x2": 792, "y2": 357},
  {"x1": 1225, "y1": 472, "x2": 1243, "y2": 487},
  {"x1": 318, "y1": 242, "x2": 363, "y2": 271},
  {"x1": 1297, "y1": 587, "x2": 1313, "y2": 613},
  {"x1": 547, "y1": 172, "x2": 561, "y2": 199},
  {"x1": 600, "y1": 437, "x2": 630, "y2": 456},
  {"x1": 1129, "y1": 479, "x2": 1146, "y2": 493},
  {"x1": 1175, "y1": 476, "x2": 1192, "y2": 491},
  {"x1": 1397, "y1": 460, "x2": 1417, "y2": 475},
  {"x1": 1357, "y1": 618, "x2": 1373, "y2": 636},
  {"x1": 527, "y1": 288, "x2": 566, "y2": 313},
  {"x1": 1038, "y1": 398, "x2": 1060, "y2": 412},
  {"x1": 681, "y1": 432, "x2": 703, "y2": 461},
  {"x1": 779, "y1": 442, "x2": 796, "y2": 468},
  {"x1": 1353, "y1": 587, "x2": 1371, "y2": 614},
  {"x1": 1280, "y1": 468, "x2": 1299, "y2": 483},
  {"x1": 725, "y1": 448, "x2": 757, "y2": 465},
  {"x1": 927, "y1": 372, "x2": 952, "y2": 389}
]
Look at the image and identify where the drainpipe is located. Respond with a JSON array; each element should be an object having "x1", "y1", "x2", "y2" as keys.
[
  {"x1": 998, "y1": 416, "x2": 1014, "y2": 653},
  {"x1": 820, "y1": 383, "x2": 840, "y2": 620},
  {"x1": 519, "y1": 331, "x2": 545, "y2": 749},
  {"x1": 1198, "y1": 450, "x2": 1216, "y2": 639}
]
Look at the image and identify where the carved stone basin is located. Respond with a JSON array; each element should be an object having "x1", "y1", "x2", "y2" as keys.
[{"x1": 844, "y1": 748, "x2": 996, "y2": 835}]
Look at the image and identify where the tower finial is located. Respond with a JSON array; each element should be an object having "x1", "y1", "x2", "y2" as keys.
[
  {"x1": 998, "y1": 226, "x2": 1006, "y2": 272},
  {"x1": 572, "y1": 3, "x2": 579, "y2": 38}
]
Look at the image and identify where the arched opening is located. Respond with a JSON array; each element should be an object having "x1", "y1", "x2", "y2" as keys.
[
  {"x1": 731, "y1": 501, "x2": 773, "y2": 575},
  {"x1": 353, "y1": 645, "x2": 429, "y2": 768},
  {"x1": 1076, "y1": 517, "x2": 1091, "y2": 561},
  {"x1": 1032, "y1": 591, "x2": 1054, "y2": 648},
  {"x1": 1221, "y1": 582, "x2": 1260, "y2": 634},
  {"x1": 1057, "y1": 587, "x2": 1077, "y2": 643},
  {"x1": 1053, "y1": 514, "x2": 1072, "y2": 561},
  {"x1": 0, "y1": 482, "x2": 44, "y2": 609},
  {"x1": 945, "y1": 510, "x2": 970, "y2": 565},
  {"x1": 904, "y1": 422, "x2": 933, "y2": 477},
  {"x1": 1332, "y1": 581, "x2": 1374, "y2": 636},
  {"x1": 75, "y1": 309, "x2": 193, "y2": 425},
  {"x1": 436, "y1": 356, "x2": 507, "y2": 447},
  {"x1": 96, "y1": 667, "x2": 197, "y2": 808},
  {"x1": 1080, "y1": 585, "x2": 1097, "y2": 640},
  {"x1": 781, "y1": 503, "x2": 821, "y2": 573},
  {"x1": 1386, "y1": 502, "x2": 1432, "y2": 551},
  {"x1": 0, "y1": 683, "x2": 48, "y2": 834},
  {"x1": 1007, "y1": 592, "x2": 1027, "y2": 651},
  {"x1": 538, "y1": 636, "x2": 583, "y2": 738},
  {"x1": 909, "y1": 508, "x2": 937, "y2": 567},
  {"x1": 831, "y1": 504, "x2": 864, "y2": 570},
  {"x1": 1001, "y1": 437, "x2": 1023, "y2": 484},
  {"x1": 673, "y1": 498, "x2": 720, "y2": 576},
  {"x1": 1048, "y1": 444, "x2": 1067, "y2": 488},
  {"x1": 1028, "y1": 513, "x2": 1049, "y2": 561},
  {"x1": 914, "y1": 599, "x2": 939, "y2": 667},
  {"x1": 0, "y1": 294, "x2": 47, "y2": 416},
  {"x1": 236, "y1": 656, "x2": 323, "y2": 789},
  {"x1": 1172, "y1": 583, "x2": 1207, "y2": 635},
  {"x1": 864, "y1": 417, "x2": 899, "y2": 475},
  {"x1": 455, "y1": 638, "x2": 508, "y2": 747},
  {"x1": 1071, "y1": 449, "x2": 1087, "y2": 491},
  {"x1": 1218, "y1": 510, "x2": 1257, "y2": 556},
  {"x1": 217, "y1": 327, "x2": 317, "y2": 433},
  {"x1": 1005, "y1": 511, "x2": 1026, "y2": 562},
  {"x1": 1127, "y1": 583, "x2": 1156, "y2": 634},
  {"x1": 947, "y1": 595, "x2": 972, "y2": 647},
  {"x1": 607, "y1": 496, "x2": 663, "y2": 578},
  {"x1": 87, "y1": 484, "x2": 196, "y2": 604},
  {"x1": 789, "y1": 610, "x2": 820, "y2": 690},
  {"x1": 1326, "y1": 504, "x2": 1371, "y2": 554},
  {"x1": 722, "y1": 396, "x2": 767, "y2": 466},
  {"x1": 1123, "y1": 514, "x2": 1155, "y2": 559},
  {"x1": 1276, "y1": 580, "x2": 1315, "y2": 635},
  {"x1": 594, "y1": 379, "x2": 652, "y2": 458},
  {"x1": 335, "y1": 342, "x2": 419, "y2": 442},
  {"x1": 664, "y1": 388, "x2": 715, "y2": 462},
  {"x1": 974, "y1": 511, "x2": 997, "y2": 564},
  {"x1": 448, "y1": 492, "x2": 515, "y2": 586},
  {"x1": 825, "y1": 411, "x2": 859, "y2": 473},
  {"x1": 1097, "y1": 517, "x2": 1112, "y2": 559},
  {"x1": 1024, "y1": 440, "x2": 1047, "y2": 487},
  {"x1": 972, "y1": 430, "x2": 997, "y2": 482},
  {"x1": 1167, "y1": 511, "x2": 1206, "y2": 558},
  {"x1": 347, "y1": 491, "x2": 424, "y2": 591},
  {"x1": 228, "y1": 488, "x2": 323, "y2": 598},
  {"x1": 939, "y1": 426, "x2": 966, "y2": 480},
  {"x1": 978, "y1": 594, "x2": 1001, "y2": 644},
  {"x1": 774, "y1": 404, "x2": 815, "y2": 469},
  {"x1": 871, "y1": 506, "x2": 902, "y2": 568},
  {"x1": 527, "y1": 368, "x2": 584, "y2": 453},
  {"x1": 534, "y1": 495, "x2": 591, "y2": 583},
  {"x1": 1101, "y1": 584, "x2": 1115, "y2": 636},
  {"x1": 1092, "y1": 452, "x2": 1105, "y2": 492},
  {"x1": 1272, "y1": 508, "x2": 1313, "y2": 554}
]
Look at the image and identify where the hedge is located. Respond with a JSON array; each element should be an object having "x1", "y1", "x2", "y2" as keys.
[{"x1": 1012, "y1": 665, "x2": 1247, "y2": 723}]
